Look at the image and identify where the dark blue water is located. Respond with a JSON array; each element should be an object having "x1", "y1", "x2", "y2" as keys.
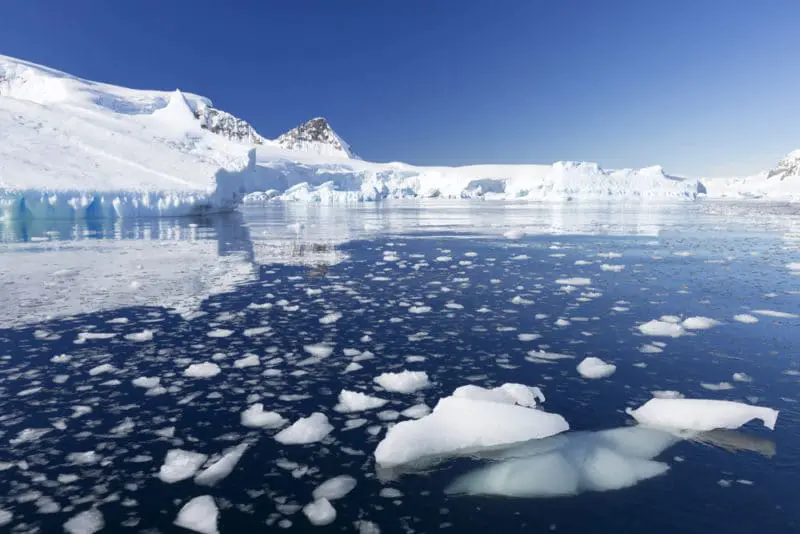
[{"x1": 0, "y1": 203, "x2": 798, "y2": 533}]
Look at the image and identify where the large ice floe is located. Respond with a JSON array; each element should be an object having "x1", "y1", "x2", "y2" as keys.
[
  {"x1": 373, "y1": 384, "x2": 568, "y2": 468},
  {"x1": 626, "y1": 398, "x2": 779, "y2": 432}
]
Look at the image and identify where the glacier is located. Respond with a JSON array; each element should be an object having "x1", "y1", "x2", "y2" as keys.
[{"x1": 1, "y1": 54, "x2": 798, "y2": 222}]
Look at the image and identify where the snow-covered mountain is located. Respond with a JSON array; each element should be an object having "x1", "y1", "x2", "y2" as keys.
[
  {"x1": 0, "y1": 54, "x2": 796, "y2": 221},
  {"x1": 275, "y1": 117, "x2": 357, "y2": 159}
]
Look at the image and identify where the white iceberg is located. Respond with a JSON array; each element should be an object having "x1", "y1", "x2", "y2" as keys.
[
  {"x1": 637, "y1": 320, "x2": 685, "y2": 337},
  {"x1": 240, "y1": 404, "x2": 287, "y2": 429},
  {"x1": 681, "y1": 316, "x2": 719, "y2": 330},
  {"x1": 174, "y1": 495, "x2": 219, "y2": 534},
  {"x1": 334, "y1": 390, "x2": 389, "y2": 413},
  {"x1": 373, "y1": 371, "x2": 430, "y2": 394},
  {"x1": 275, "y1": 413, "x2": 333, "y2": 445},
  {"x1": 576, "y1": 357, "x2": 616, "y2": 379},
  {"x1": 451, "y1": 383, "x2": 545, "y2": 407},
  {"x1": 158, "y1": 449, "x2": 209, "y2": 483},
  {"x1": 194, "y1": 443, "x2": 249, "y2": 486},
  {"x1": 446, "y1": 426, "x2": 678, "y2": 498},
  {"x1": 626, "y1": 398, "x2": 779, "y2": 432},
  {"x1": 374, "y1": 395, "x2": 569, "y2": 467}
]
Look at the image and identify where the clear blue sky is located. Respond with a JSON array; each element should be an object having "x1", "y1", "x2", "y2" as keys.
[{"x1": 2, "y1": 0, "x2": 799, "y2": 176}]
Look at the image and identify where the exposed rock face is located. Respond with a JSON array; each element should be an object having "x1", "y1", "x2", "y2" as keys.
[
  {"x1": 276, "y1": 117, "x2": 356, "y2": 159},
  {"x1": 767, "y1": 150, "x2": 800, "y2": 179},
  {"x1": 194, "y1": 105, "x2": 265, "y2": 145}
]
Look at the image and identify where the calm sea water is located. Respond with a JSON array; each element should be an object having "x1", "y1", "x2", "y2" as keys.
[{"x1": 0, "y1": 202, "x2": 798, "y2": 534}]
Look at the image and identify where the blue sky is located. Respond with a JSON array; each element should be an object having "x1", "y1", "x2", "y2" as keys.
[{"x1": 2, "y1": 1, "x2": 799, "y2": 176}]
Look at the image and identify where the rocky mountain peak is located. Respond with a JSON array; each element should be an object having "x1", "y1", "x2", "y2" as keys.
[
  {"x1": 276, "y1": 117, "x2": 356, "y2": 159},
  {"x1": 193, "y1": 104, "x2": 265, "y2": 145},
  {"x1": 767, "y1": 150, "x2": 800, "y2": 179}
]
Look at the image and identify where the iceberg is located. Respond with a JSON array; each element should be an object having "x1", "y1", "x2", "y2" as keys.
[
  {"x1": 576, "y1": 357, "x2": 617, "y2": 379},
  {"x1": 626, "y1": 398, "x2": 779, "y2": 432},
  {"x1": 374, "y1": 394, "x2": 569, "y2": 468}
]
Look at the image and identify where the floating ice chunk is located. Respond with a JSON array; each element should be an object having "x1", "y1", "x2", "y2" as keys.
[
  {"x1": 75, "y1": 332, "x2": 116, "y2": 344},
  {"x1": 234, "y1": 354, "x2": 260, "y2": 368},
  {"x1": 596, "y1": 252, "x2": 623, "y2": 259},
  {"x1": 379, "y1": 488, "x2": 403, "y2": 498},
  {"x1": 555, "y1": 318, "x2": 571, "y2": 327},
  {"x1": 525, "y1": 350, "x2": 575, "y2": 364},
  {"x1": 452, "y1": 383, "x2": 545, "y2": 407},
  {"x1": 275, "y1": 413, "x2": 333, "y2": 445},
  {"x1": 312, "y1": 475, "x2": 357, "y2": 500},
  {"x1": 194, "y1": 443, "x2": 249, "y2": 486},
  {"x1": 64, "y1": 508, "x2": 104, "y2": 534},
  {"x1": 240, "y1": 404, "x2": 287, "y2": 429},
  {"x1": 303, "y1": 343, "x2": 334, "y2": 359},
  {"x1": 10, "y1": 428, "x2": 51, "y2": 446},
  {"x1": 374, "y1": 396, "x2": 569, "y2": 467},
  {"x1": 446, "y1": 426, "x2": 677, "y2": 498},
  {"x1": 626, "y1": 398, "x2": 779, "y2": 431},
  {"x1": 158, "y1": 449, "x2": 209, "y2": 483},
  {"x1": 51, "y1": 354, "x2": 71, "y2": 363},
  {"x1": 639, "y1": 344, "x2": 663, "y2": 354},
  {"x1": 243, "y1": 326, "x2": 270, "y2": 337},
  {"x1": 374, "y1": 371, "x2": 430, "y2": 394},
  {"x1": 733, "y1": 314, "x2": 759, "y2": 324},
  {"x1": 444, "y1": 302, "x2": 464, "y2": 310},
  {"x1": 787, "y1": 262, "x2": 800, "y2": 271},
  {"x1": 320, "y1": 312, "x2": 343, "y2": 325},
  {"x1": 0, "y1": 509, "x2": 11, "y2": 527},
  {"x1": 659, "y1": 315, "x2": 681, "y2": 324},
  {"x1": 600, "y1": 264, "x2": 625, "y2": 272},
  {"x1": 752, "y1": 309, "x2": 799, "y2": 319},
  {"x1": 207, "y1": 329, "x2": 234, "y2": 338},
  {"x1": 124, "y1": 329, "x2": 154, "y2": 342},
  {"x1": 355, "y1": 520, "x2": 381, "y2": 534},
  {"x1": 576, "y1": 357, "x2": 616, "y2": 379},
  {"x1": 174, "y1": 495, "x2": 219, "y2": 534},
  {"x1": 732, "y1": 373, "x2": 752, "y2": 383},
  {"x1": 638, "y1": 320, "x2": 685, "y2": 337},
  {"x1": 303, "y1": 498, "x2": 336, "y2": 526},
  {"x1": 555, "y1": 277, "x2": 591, "y2": 286},
  {"x1": 88, "y1": 363, "x2": 116, "y2": 376},
  {"x1": 184, "y1": 362, "x2": 221, "y2": 378},
  {"x1": 652, "y1": 390, "x2": 684, "y2": 399},
  {"x1": 682, "y1": 317, "x2": 719, "y2": 330},
  {"x1": 574, "y1": 260, "x2": 593, "y2": 265},
  {"x1": 132, "y1": 376, "x2": 160, "y2": 388},
  {"x1": 408, "y1": 306, "x2": 431, "y2": 314},
  {"x1": 517, "y1": 333, "x2": 541, "y2": 342},
  {"x1": 401, "y1": 403, "x2": 431, "y2": 419},
  {"x1": 701, "y1": 382, "x2": 734, "y2": 391},
  {"x1": 344, "y1": 362, "x2": 363, "y2": 373},
  {"x1": 334, "y1": 390, "x2": 389, "y2": 413}
]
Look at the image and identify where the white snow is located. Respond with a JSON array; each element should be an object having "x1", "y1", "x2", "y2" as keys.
[
  {"x1": 681, "y1": 316, "x2": 719, "y2": 330},
  {"x1": 63, "y1": 508, "x2": 104, "y2": 534},
  {"x1": 303, "y1": 498, "x2": 337, "y2": 526},
  {"x1": 274, "y1": 413, "x2": 333, "y2": 445},
  {"x1": 733, "y1": 314, "x2": 759, "y2": 324},
  {"x1": 638, "y1": 320, "x2": 686, "y2": 337},
  {"x1": 446, "y1": 426, "x2": 677, "y2": 498},
  {"x1": 158, "y1": 449, "x2": 209, "y2": 483},
  {"x1": 576, "y1": 357, "x2": 617, "y2": 379},
  {"x1": 626, "y1": 398, "x2": 779, "y2": 432},
  {"x1": 334, "y1": 390, "x2": 389, "y2": 413},
  {"x1": 452, "y1": 383, "x2": 545, "y2": 407},
  {"x1": 184, "y1": 362, "x2": 221, "y2": 378},
  {"x1": 374, "y1": 394, "x2": 569, "y2": 467},
  {"x1": 174, "y1": 495, "x2": 219, "y2": 534},
  {"x1": 194, "y1": 443, "x2": 249, "y2": 486},
  {"x1": 312, "y1": 475, "x2": 357, "y2": 500},
  {"x1": 240, "y1": 404, "x2": 287, "y2": 429},
  {"x1": 373, "y1": 371, "x2": 430, "y2": 394}
]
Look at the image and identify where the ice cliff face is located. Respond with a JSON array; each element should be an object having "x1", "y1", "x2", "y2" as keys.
[{"x1": 276, "y1": 117, "x2": 357, "y2": 159}]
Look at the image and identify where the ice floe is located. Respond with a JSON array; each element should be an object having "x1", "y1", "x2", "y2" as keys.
[
  {"x1": 576, "y1": 357, "x2": 617, "y2": 379},
  {"x1": 274, "y1": 413, "x2": 333, "y2": 445},
  {"x1": 63, "y1": 508, "x2": 104, "y2": 534},
  {"x1": 334, "y1": 390, "x2": 389, "y2": 413},
  {"x1": 626, "y1": 398, "x2": 779, "y2": 432},
  {"x1": 452, "y1": 383, "x2": 545, "y2": 407},
  {"x1": 373, "y1": 371, "x2": 430, "y2": 394},
  {"x1": 303, "y1": 498, "x2": 337, "y2": 526},
  {"x1": 158, "y1": 449, "x2": 209, "y2": 483},
  {"x1": 184, "y1": 362, "x2": 221, "y2": 378},
  {"x1": 681, "y1": 316, "x2": 719, "y2": 330},
  {"x1": 638, "y1": 320, "x2": 685, "y2": 337},
  {"x1": 752, "y1": 309, "x2": 798, "y2": 319},
  {"x1": 194, "y1": 443, "x2": 249, "y2": 486},
  {"x1": 733, "y1": 314, "x2": 759, "y2": 324},
  {"x1": 174, "y1": 495, "x2": 219, "y2": 534},
  {"x1": 312, "y1": 475, "x2": 357, "y2": 501}
]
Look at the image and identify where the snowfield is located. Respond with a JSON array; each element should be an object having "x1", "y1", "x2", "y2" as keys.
[{"x1": 4, "y1": 54, "x2": 797, "y2": 222}]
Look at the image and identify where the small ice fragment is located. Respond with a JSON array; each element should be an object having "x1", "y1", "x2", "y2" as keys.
[
  {"x1": 639, "y1": 344, "x2": 663, "y2": 354},
  {"x1": 344, "y1": 362, "x2": 363, "y2": 373},
  {"x1": 374, "y1": 371, "x2": 430, "y2": 393},
  {"x1": 401, "y1": 403, "x2": 431, "y2": 419},
  {"x1": 555, "y1": 277, "x2": 591, "y2": 286},
  {"x1": 379, "y1": 488, "x2": 403, "y2": 498},
  {"x1": 752, "y1": 309, "x2": 798, "y2": 319},
  {"x1": 682, "y1": 317, "x2": 719, "y2": 330},
  {"x1": 124, "y1": 330, "x2": 154, "y2": 342},
  {"x1": 240, "y1": 404, "x2": 287, "y2": 429},
  {"x1": 320, "y1": 312, "x2": 343, "y2": 325},
  {"x1": 576, "y1": 357, "x2": 616, "y2": 379},
  {"x1": 701, "y1": 382, "x2": 734, "y2": 391},
  {"x1": 303, "y1": 498, "x2": 337, "y2": 526},
  {"x1": 64, "y1": 508, "x2": 104, "y2": 534},
  {"x1": 409, "y1": 306, "x2": 432, "y2": 314},
  {"x1": 600, "y1": 264, "x2": 625, "y2": 272},
  {"x1": 207, "y1": 329, "x2": 234, "y2": 338},
  {"x1": 234, "y1": 354, "x2": 260, "y2": 368},
  {"x1": 132, "y1": 376, "x2": 160, "y2": 388},
  {"x1": 732, "y1": 373, "x2": 752, "y2": 383},
  {"x1": 452, "y1": 383, "x2": 545, "y2": 407},
  {"x1": 158, "y1": 449, "x2": 209, "y2": 483},
  {"x1": 733, "y1": 314, "x2": 759, "y2": 324},
  {"x1": 174, "y1": 495, "x2": 219, "y2": 534},
  {"x1": 303, "y1": 344, "x2": 334, "y2": 359},
  {"x1": 626, "y1": 398, "x2": 779, "y2": 431},
  {"x1": 184, "y1": 362, "x2": 221, "y2": 378},
  {"x1": 194, "y1": 443, "x2": 249, "y2": 486},
  {"x1": 503, "y1": 229, "x2": 525, "y2": 239},
  {"x1": 334, "y1": 390, "x2": 389, "y2": 413},
  {"x1": 312, "y1": 475, "x2": 357, "y2": 500},
  {"x1": 243, "y1": 326, "x2": 271, "y2": 337},
  {"x1": 652, "y1": 390, "x2": 684, "y2": 399},
  {"x1": 274, "y1": 413, "x2": 333, "y2": 445},
  {"x1": 0, "y1": 509, "x2": 11, "y2": 527},
  {"x1": 518, "y1": 333, "x2": 541, "y2": 342},
  {"x1": 638, "y1": 320, "x2": 685, "y2": 337},
  {"x1": 88, "y1": 363, "x2": 115, "y2": 376}
]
